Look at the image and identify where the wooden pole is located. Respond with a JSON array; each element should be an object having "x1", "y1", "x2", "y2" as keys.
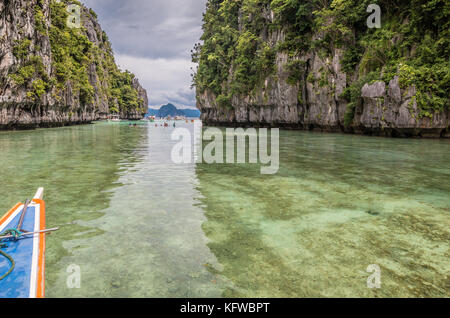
[
  {"x1": 0, "y1": 227, "x2": 59, "y2": 240},
  {"x1": 33, "y1": 188, "x2": 44, "y2": 200},
  {"x1": 17, "y1": 199, "x2": 30, "y2": 231}
]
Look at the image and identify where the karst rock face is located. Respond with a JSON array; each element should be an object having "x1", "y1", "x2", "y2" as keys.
[
  {"x1": 0, "y1": 0, "x2": 148, "y2": 129},
  {"x1": 195, "y1": 1, "x2": 449, "y2": 138}
]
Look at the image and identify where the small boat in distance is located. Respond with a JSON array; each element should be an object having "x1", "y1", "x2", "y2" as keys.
[
  {"x1": 108, "y1": 114, "x2": 121, "y2": 122},
  {"x1": 0, "y1": 188, "x2": 58, "y2": 298}
]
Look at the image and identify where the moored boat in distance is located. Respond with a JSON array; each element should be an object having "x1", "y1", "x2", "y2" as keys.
[
  {"x1": 107, "y1": 114, "x2": 121, "y2": 122},
  {"x1": 0, "y1": 188, "x2": 58, "y2": 298}
]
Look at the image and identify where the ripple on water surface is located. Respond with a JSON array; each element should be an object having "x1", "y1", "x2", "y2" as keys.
[{"x1": 0, "y1": 123, "x2": 448, "y2": 297}]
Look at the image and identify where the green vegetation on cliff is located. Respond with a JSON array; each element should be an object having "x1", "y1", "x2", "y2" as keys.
[
  {"x1": 49, "y1": 0, "x2": 94, "y2": 105},
  {"x1": 192, "y1": 0, "x2": 277, "y2": 106},
  {"x1": 9, "y1": 0, "x2": 144, "y2": 114},
  {"x1": 193, "y1": 0, "x2": 449, "y2": 118}
]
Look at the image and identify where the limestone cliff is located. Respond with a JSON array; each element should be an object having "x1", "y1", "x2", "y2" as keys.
[
  {"x1": 0, "y1": 0, "x2": 148, "y2": 129},
  {"x1": 194, "y1": 0, "x2": 449, "y2": 138}
]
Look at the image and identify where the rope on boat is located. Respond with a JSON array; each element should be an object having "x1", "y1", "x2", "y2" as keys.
[
  {"x1": 0, "y1": 228, "x2": 23, "y2": 281},
  {"x1": 0, "y1": 247, "x2": 15, "y2": 281},
  {"x1": 1, "y1": 229, "x2": 23, "y2": 240}
]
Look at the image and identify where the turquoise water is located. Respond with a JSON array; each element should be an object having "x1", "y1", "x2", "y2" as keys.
[{"x1": 0, "y1": 122, "x2": 448, "y2": 297}]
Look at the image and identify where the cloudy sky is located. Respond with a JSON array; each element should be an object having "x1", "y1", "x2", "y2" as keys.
[{"x1": 82, "y1": 0, "x2": 207, "y2": 109}]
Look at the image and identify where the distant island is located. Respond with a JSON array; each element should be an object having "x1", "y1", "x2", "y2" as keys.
[{"x1": 146, "y1": 104, "x2": 201, "y2": 118}]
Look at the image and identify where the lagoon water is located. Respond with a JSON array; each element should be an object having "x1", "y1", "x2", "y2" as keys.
[{"x1": 0, "y1": 121, "x2": 448, "y2": 297}]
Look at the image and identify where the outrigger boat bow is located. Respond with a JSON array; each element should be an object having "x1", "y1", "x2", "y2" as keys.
[{"x1": 0, "y1": 188, "x2": 58, "y2": 298}]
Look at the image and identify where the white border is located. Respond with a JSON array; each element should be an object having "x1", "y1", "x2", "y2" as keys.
[
  {"x1": 0, "y1": 203, "x2": 41, "y2": 298},
  {"x1": 28, "y1": 203, "x2": 40, "y2": 298},
  {"x1": 0, "y1": 205, "x2": 24, "y2": 232}
]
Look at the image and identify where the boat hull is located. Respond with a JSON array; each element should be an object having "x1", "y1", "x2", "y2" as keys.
[{"x1": 0, "y1": 199, "x2": 46, "y2": 298}]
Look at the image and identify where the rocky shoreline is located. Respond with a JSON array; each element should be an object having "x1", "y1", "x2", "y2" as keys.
[
  {"x1": 198, "y1": 50, "x2": 449, "y2": 138},
  {"x1": 0, "y1": 103, "x2": 143, "y2": 130},
  {"x1": 201, "y1": 119, "x2": 448, "y2": 138},
  {"x1": 195, "y1": 3, "x2": 449, "y2": 139}
]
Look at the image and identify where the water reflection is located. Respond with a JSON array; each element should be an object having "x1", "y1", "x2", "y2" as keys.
[
  {"x1": 0, "y1": 123, "x2": 148, "y2": 294},
  {"x1": 0, "y1": 124, "x2": 448, "y2": 297},
  {"x1": 196, "y1": 130, "x2": 450, "y2": 297},
  {"x1": 38, "y1": 122, "x2": 222, "y2": 297}
]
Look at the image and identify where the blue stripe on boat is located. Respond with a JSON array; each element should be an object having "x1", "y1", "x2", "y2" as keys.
[{"x1": 0, "y1": 206, "x2": 37, "y2": 298}]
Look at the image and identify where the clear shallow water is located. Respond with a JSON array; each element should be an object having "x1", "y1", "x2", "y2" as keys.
[{"x1": 0, "y1": 122, "x2": 448, "y2": 297}]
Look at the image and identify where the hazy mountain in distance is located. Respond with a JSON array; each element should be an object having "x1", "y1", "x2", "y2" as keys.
[
  {"x1": 181, "y1": 109, "x2": 202, "y2": 118},
  {"x1": 146, "y1": 104, "x2": 201, "y2": 118}
]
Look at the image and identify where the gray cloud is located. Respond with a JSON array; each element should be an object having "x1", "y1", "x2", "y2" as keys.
[{"x1": 82, "y1": 0, "x2": 206, "y2": 107}]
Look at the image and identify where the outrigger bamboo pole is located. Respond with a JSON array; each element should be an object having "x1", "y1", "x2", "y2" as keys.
[
  {"x1": 33, "y1": 187, "x2": 44, "y2": 200},
  {"x1": 0, "y1": 228, "x2": 59, "y2": 240},
  {"x1": 17, "y1": 187, "x2": 44, "y2": 232},
  {"x1": 2, "y1": 188, "x2": 59, "y2": 240},
  {"x1": 17, "y1": 199, "x2": 30, "y2": 232}
]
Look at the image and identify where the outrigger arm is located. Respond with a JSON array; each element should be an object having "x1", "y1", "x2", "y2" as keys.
[{"x1": 3, "y1": 188, "x2": 59, "y2": 240}]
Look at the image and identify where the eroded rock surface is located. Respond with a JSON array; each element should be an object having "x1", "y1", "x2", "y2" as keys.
[{"x1": 0, "y1": 0, "x2": 148, "y2": 129}]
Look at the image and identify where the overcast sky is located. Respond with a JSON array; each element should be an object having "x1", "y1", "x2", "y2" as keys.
[{"x1": 82, "y1": 0, "x2": 207, "y2": 109}]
